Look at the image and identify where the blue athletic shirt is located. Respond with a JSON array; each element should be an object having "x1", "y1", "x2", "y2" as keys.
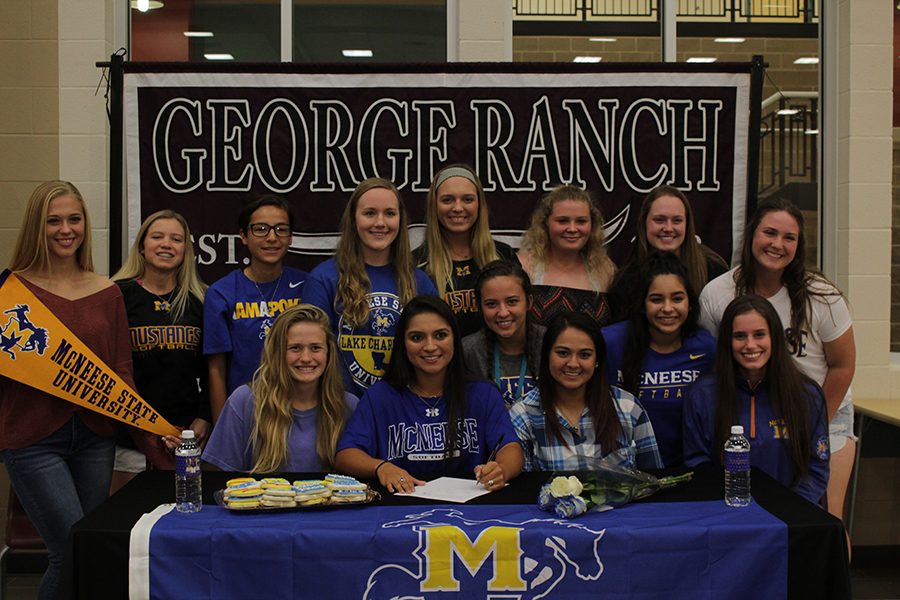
[
  {"x1": 302, "y1": 259, "x2": 438, "y2": 397},
  {"x1": 602, "y1": 321, "x2": 716, "y2": 467},
  {"x1": 683, "y1": 375, "x2": 830, "y2": 504},
  {"x1": 203, "y1": 267, "x2": 306, "y2": 395},
  {"x1": 337, "y1": 380, "x2": 516, "y2": 480}
]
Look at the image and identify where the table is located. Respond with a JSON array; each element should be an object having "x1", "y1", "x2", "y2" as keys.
[
  {"x1": 61, "y1": 465, "x2": 850, "y2": 599},
  {"x1": 848, "y1": 397, "x2": 900, "y2": 538}
]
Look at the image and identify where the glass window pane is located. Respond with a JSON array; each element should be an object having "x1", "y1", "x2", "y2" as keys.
[
  {"x1": 130, "y1": 0, "x2": 280, "y2": 62},
  {"x1": 292, "y1": 0, "x2": 446, "y2": 63}
]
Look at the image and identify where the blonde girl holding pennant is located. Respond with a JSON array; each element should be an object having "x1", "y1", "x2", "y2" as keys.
[
  {"x1": 111, "y1": 210, "x2": 209, "y2": 492},
  {"x1": 0, "y1": 181, "x2": 162, "y2": 600}
]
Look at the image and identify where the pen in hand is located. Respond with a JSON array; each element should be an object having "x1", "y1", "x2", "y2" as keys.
[{"x1": 476, "y1": 434, "x2": 504, "y2": 487}]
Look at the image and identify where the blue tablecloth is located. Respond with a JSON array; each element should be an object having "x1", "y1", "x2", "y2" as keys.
[{"x1": 131, "y1": 500, "x2": 786, "y2": 600}]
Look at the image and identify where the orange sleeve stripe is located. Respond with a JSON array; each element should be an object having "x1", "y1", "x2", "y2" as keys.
[{"x1": 750, "y1": 394, "x2": 756, "y2": 439}]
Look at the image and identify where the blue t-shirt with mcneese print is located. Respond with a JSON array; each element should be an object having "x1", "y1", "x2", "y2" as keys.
[
  {"x1": 302, "y1": 259, "x2": 438, "y2": 398},
  {"x1": 602, "y1": 320, "x2": 716, "y2": 467},
  {"x1": 337, "y1": 380, "x2": 516, "y2": 480}
]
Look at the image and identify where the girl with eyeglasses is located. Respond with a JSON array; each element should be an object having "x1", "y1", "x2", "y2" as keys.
[
  {"x1": 303, "y1": 178, "x2": 438, "y2": 398},
  {"x1": 204, "y1": 197, "x2": 307, "y2": 422}
]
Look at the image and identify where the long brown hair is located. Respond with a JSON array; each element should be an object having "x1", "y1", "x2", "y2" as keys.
[
  {"x1": 735, "y1": 197, "x2": 843, "y2": 354},
  {"x1": 620, "y1": 252, "x2": 699, "y2": 396},
  {"x1": 537, "y1": 310, "x2": 622, "y2": 453},
  {"x1": 631, "y1": 185, "x2": 726, "y2": 294},
  {"x1": 473, "y1": 260, "x2": 541, "y2": 380},
  {"x1": 384, "y1": 295, "x2": 469, "y2": 469},
  {"x1": 335, "y1": 178, "x2": 417, "y2": 327},
  {"x1": 714, "y1": 295, "x2": 814, "y2": 480}
]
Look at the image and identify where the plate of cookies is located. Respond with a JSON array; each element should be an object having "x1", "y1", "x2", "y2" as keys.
[{"x1": 215, "y1": 474, "x2": 380, "y2": 511}]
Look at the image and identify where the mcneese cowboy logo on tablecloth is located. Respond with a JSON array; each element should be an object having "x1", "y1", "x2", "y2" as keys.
[
  {"x1": 0, "y1": 270, "x2": 179, "y2": 437},
  {"x1": 364, "y1": 507, "x2": 605, "y2": 599}
]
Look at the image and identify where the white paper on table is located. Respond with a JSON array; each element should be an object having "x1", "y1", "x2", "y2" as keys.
[{"x1": 396, "y1": 476, "x2": 492, "y2": 503}]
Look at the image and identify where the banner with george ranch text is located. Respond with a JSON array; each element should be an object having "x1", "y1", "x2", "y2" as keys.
[
  {"x1": 0, "y1": 270, "x2": 180, "y2": 437},
  {"x1": 123, "y1": 63, "x2": 755, "y2": 282}
]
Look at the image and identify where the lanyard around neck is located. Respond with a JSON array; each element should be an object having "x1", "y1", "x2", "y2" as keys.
[{"x1": 493, "y1": 345, "x2": 528, "y2": 404}]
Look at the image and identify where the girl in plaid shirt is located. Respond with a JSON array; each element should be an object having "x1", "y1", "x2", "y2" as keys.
[{"x1": 510, "y1": 311, "x2": 662, "y2": 471}]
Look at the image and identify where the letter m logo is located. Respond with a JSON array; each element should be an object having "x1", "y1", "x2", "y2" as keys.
[{"x1": 420, "y1": 525, "x2": 526, "y2": 592}]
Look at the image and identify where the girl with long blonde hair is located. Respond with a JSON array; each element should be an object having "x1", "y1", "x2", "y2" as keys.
[
  {"x1": 203, "y1": 304, "x2": 357, "y2": 473},
  {"x1": 1, "y1": 181, "x2": 165, "y2": 600},
  {"x1": 413, "y1": 164, "x2": 519, "y2": 336},
  {"x1": 304, "y1": 178, "x2": 438, "y2": 397},
  {"x1": 111, "y1": 210, "x2": 209, "y2": 490},
  {"x1": 517, "y1": 185, "x2": 616, "y2": 327}
]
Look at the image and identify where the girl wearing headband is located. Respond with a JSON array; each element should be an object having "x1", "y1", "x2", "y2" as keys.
[{"x1": 413, "y1": 164, "x2": 519, "y2": 337}]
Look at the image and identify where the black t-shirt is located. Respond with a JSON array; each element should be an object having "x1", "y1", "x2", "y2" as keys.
[
  {"x1": 414, "y1": 240, "x2": 519, "y2": 337},
  {"x1": 117, "y1": 279, "x2": 209, "y2": 431}
]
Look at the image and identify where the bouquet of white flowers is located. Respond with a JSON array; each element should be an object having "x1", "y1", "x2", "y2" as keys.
[{"x1": 538, "y1": 465, "x2": 693, "y2": 519}]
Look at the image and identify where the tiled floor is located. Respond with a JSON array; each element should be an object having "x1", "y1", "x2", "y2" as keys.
[
  {"x1": 851, "y1": 547, "x2": 900, "y2": 600},
  {"x1": 5, "y1": 575, "x2": 40, "y2": 600}
]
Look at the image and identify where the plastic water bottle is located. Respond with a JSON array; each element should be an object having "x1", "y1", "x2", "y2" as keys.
[
  {"x1": 175, "y1": 429, "x2": 202, "y2": 513},
  {"x1": 724, "y1": 425, "x2": 751, "y2": 507}
]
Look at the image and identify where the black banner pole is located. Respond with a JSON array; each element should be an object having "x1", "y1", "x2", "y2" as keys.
[
  {"x1": 103, "y1": 52, "x2": 125, "y2": 274},
  {"x1": 746, "y1": 55, "x2": 767, "y2": 220}
]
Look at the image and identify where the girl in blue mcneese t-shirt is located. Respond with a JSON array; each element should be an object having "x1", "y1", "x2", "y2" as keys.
[
  {"x1": 335, "y1": 296, "x2": 523, "y2": 493},
  {"x1": 303, "y1": 178, "x2": 437, "y2": 398},
  {"x1": 603, "y1": 252, "x2": 715, "y2": 467}
]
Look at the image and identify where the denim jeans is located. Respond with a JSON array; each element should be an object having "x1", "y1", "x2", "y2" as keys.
[{"x1": 2, "y1": 416, "x2": 115, "y2": 600}]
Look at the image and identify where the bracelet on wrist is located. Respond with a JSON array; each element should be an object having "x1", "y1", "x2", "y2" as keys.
[{"x1": 374, "y1": 460, "x2": 389, "y2": 477}]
